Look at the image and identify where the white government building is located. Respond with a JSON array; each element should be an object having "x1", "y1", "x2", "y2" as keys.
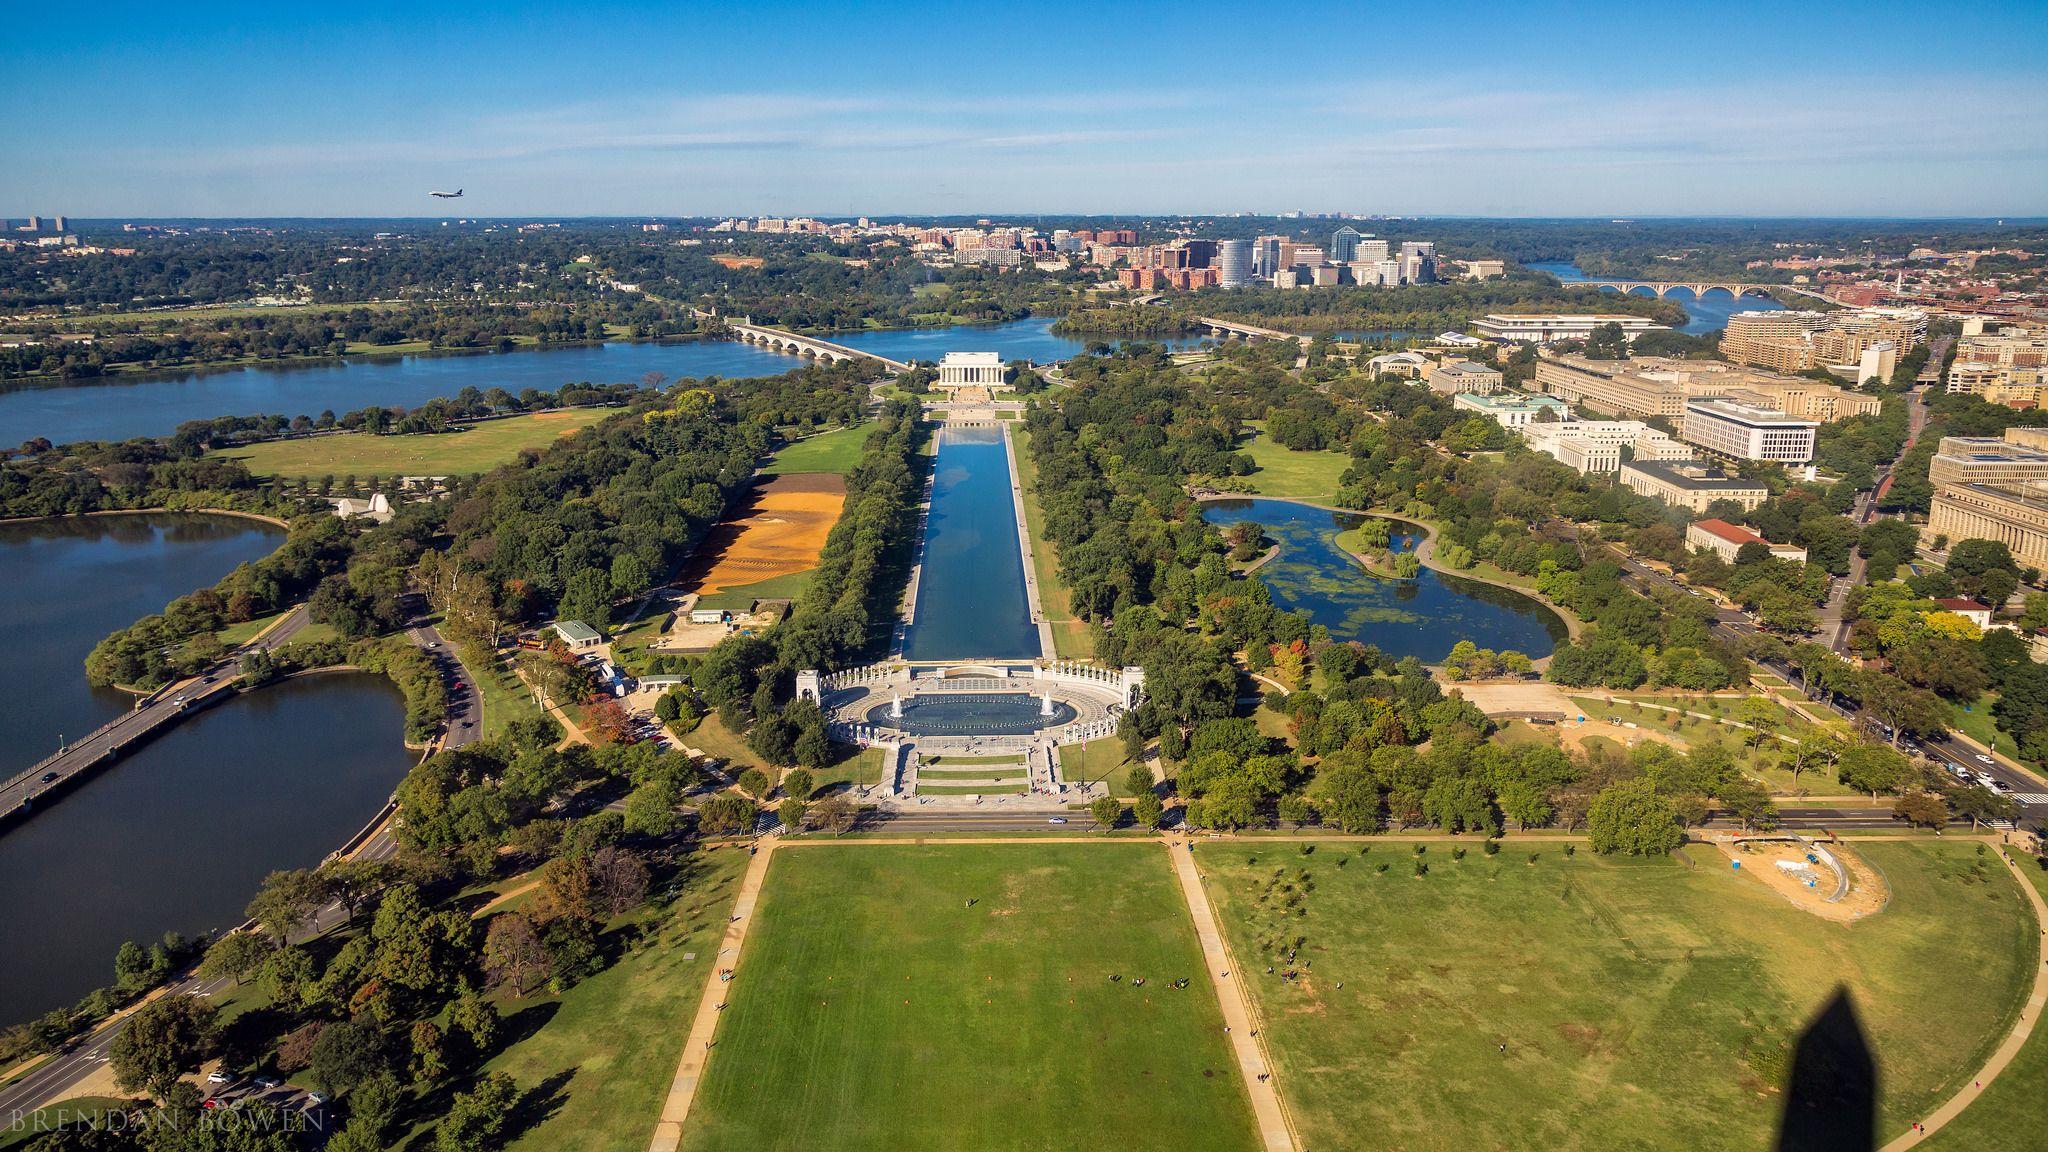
[{"x1": 936, "y1": 350, "x2": 1010, "y2": 391}]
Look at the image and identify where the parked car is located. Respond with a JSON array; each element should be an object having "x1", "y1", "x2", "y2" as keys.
[{"x1": 206, "y1": 1070, "x2": 232, "y2": 1085}]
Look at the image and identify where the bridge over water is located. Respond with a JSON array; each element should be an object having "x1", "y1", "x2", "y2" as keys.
[
  {"x1": 726, "y1": 320, "x2": 913, "y2": 374},
  {"x1": 1561, "y1": 280, "x2": 1829, "y2": 303}
]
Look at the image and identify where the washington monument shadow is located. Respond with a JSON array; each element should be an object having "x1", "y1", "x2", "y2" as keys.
[{"x1": 1775, "y1": 987, "x2": 1878, "y2": 1152}]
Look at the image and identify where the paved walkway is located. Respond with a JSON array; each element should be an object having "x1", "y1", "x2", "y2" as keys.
[
  {"x1": 1881, "y1": 837, "x2": 2048, "y2": 1150},
  {"x1": 1165, "y1": 837, "x2": 1298, "y2": 1152},
  {"x1": 648, "y1": 840, "x2": 777, "y2": 1152}
]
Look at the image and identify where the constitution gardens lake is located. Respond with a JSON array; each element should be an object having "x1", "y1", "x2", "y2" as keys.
[
  {"x1": 0, "y1": 318, "x2": 1191, "y2": 448},
  {"x1": 0, "y1": 514, "x2": 414, "y2": 1026},
  {"x1": 1528, "y1": 261, "x2": 1788, "y2": 334},
  {"x1": 1200, "y1": 498, "x2": 1566, "y2": 663}
]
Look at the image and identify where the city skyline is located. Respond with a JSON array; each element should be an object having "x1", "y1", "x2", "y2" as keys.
[{"x1": 5, "y1": 0, "x2": 2047, "y2": 218}]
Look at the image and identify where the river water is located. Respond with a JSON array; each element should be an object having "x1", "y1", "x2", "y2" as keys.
[
  {"x1": 1526, "y1": 261, "x2": 1787, "y2": 334},
  {"x1": 901, "y1": 427, "x2": 1041, "y2": 662},
  {"x1": 0, "y1": 318, "x2": 1176, "y2": 449},
  {"x1": 1200, "y1": 498, "x2": 1565, "y2": 663},
  {"x1": 0, "y1": 515, "x2": 413, "y2": 1026}
]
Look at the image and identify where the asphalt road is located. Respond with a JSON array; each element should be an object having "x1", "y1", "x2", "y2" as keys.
[
  {"x1": 407, "y1": 620, "x2": 481, "y2": 750},
  {"x1": 0, "y1": 606, "x2": 313, "y2": 822}
]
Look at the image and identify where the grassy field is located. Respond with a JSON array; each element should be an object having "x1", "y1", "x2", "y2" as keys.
[
  {"x1": 1238, "y1": 423, "x2": 1352, "y2": 501},
  {"x1": 682, "y1": 714, "x2": 771, "y2": 771},
  {"x1": 462, "y1": 848, "x2": 750, "y2": 1152},
  {"x1": 1057, "y1": 737, "x2": 1142, "y2": 797},
  {"x1": 1918, "y1": 847, "x2": 2048, "y2": 1151},
  {"x1": 1011, "y1": 427, "x2": 1092, "y2": 659},
  {"x1": 763, "y1": 422, "x2": 873, "y2": 475},
  {"x1": 680, "y1": 844, "x2": 1262, "y2": 1152},
  {"x1": 692, "y1": 570, "x2": 812, "y2": 612},
  {"x1": 1952, "y1": 692, "x2": 2005, "y2": 754},
  {"x1": 1198, "y1": 839, "x2": 2034, "y2": 1152},
  {"x1": 1566, "y1": 693, "x2": 1860, "y2": 796},
  {"x1": 212, "y1": 409, "x2": 610, "y2": 479}
]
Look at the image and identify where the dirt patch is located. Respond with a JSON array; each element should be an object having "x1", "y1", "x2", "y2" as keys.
[
  {"x1": 1709, "y1": 835, "x2": 1889, "y2": 922},
  {"x1": 676, "y1": 473, "x2": 846, "y2": 598},
  {"x1": 711, "y1": 253, "x2": 765, "y2": 269}
]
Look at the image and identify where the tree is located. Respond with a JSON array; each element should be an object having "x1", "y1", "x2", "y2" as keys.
[
  {"x1": 1132, "y1": 790, "x2": 1165, "y2": 829},
  {"x1": 436, "y1": 1072, "x2": 520, "y2": 1152},
  {"x1": 698, "y1": 794, "x2": 756, "y2": 836},
  {"x1": 737, "y1": 768, "x2": 771, "y2": 799},
  {"x1": 1720, "y1": 778, "x2": 1779, "y2": 831},
  {"x1": 309, "y1": 1020, "x2": 392, "y2": 1098},
  {"x1": 1586, "y1": 779, "x2": 1684, "y2": 856},
  {"x1": 1892, "y1": 790, "x2": 1950, "y2": 829},
  {"x1": 590, "y1": 846, "x2": 651, "y2": 917},
  {"x1": 779, "y1": 797, "x2": 810, "y2": 831},
  {"x1": 110, "y1": 995, "x2": 218, "y2": 1099},
  {"x1": 198, "y1": 932, "x2": 272, "y2": 987},
  {"x1": 1090, "y1": 796, "x2": 1123, "y2": 828},
  {"x1": 245, "y1": 868, "x2": 330, "y2": 942},
  {"x1": 781, "y1": 767, "x2": 816, "y2": 801},
  {"x1": 622, "y1": 778, "x2": 683, "y2": 837},
  {"x1": 814, "y1": 793, "x2": 859, "y2": 835},
  {"x1": 1836, "y1": 743, "x2": 1911, "y2": 797},
  {"x1": 1951, "y1": 785, "x2": 2018, "y2": 831},
  {"x1": 483, "y1": 914, "x2": 549, "y2": 995}
]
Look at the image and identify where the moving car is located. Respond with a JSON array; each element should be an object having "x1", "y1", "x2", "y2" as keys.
[{"x1": 1047, "y1": 817, "x2": 1067, "y2": 825}]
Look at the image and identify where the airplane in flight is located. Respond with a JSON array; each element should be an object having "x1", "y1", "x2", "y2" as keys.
[{"x1": 430, "y1": 189, "x2": 463, "y2": 199}]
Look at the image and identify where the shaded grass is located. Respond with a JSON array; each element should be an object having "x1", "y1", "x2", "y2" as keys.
[
  {"x1": 1057, "y1": 737, "x2": 1141, "y2": 798},
  {"x1": 1198, "y1": 840, "x2": 2034, "y2": 1152},
  {"x1": 680, "y1": 844, "x2": 1261, "y2": 1152},
  {"x1": 693, "y1": 570, "x2": 812, "y2": 613}
]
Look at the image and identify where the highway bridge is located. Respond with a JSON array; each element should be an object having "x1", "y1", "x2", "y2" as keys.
[
  {"x1": 1195, "y1": 316, "x2": 1312, "y2": 345},
  {"x1": 0, "y1": 605, "x2": 312, "y2": 824},
  {"x1": 726, "y1": 320, "x2": 913, "y2": 374}
]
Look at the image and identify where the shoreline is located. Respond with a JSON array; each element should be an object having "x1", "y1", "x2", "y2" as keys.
[
  {"x1": 0, "y1": 506, "x2": 292, "y2": 529},
  {"x1": 1193, "y1": 493, "x2": 1585, "y2": 644}
]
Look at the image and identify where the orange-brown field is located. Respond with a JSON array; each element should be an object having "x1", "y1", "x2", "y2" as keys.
[
  {"x1": 682, "y1": 473, "x2": 845, "y2": 597},
  {"x1": 710, "y1": 253, "x2": 766, "y2": 269}
]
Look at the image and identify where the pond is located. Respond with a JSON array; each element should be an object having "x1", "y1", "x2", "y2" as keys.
[
  {"x1": 1199, "y1": 498, "x2": 1565, "y2": 663},
  {"x1": 863, "y1": 692, "x2": 1076, "y2": 736}
]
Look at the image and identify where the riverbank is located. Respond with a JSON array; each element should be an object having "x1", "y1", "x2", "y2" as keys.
[{"x1": 0, "y1": 506, "x2": 291, "y2": 529}]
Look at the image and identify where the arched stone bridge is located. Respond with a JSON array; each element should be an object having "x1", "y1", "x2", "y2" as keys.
[
  {"x1": 1567, "y1": 280, "x2": 1787, "y2": 300},
  {"x1": 726, "y1": 320, "x2": 912, "y2": 373}
]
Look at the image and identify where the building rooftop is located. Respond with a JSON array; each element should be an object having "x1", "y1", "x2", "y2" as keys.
[
  {"x1": 1690, "y1": 518, "x2": 1766, "y2": 546},
  {"x1": 1454, "y1": 392, "x2": 1569, "y2": 411},
  {"x1": 939, "y1": 350, "x2": 1003, "y2": 367},
  {"x1": 1622, "y1": 459, "x2": 1768, "y2": 490},
  {"x1": 1934, "y1": 598, "x2": 1989, "y2": 613},
  {"x1": 552, "y1": 619, "x2": 602, "y2": 643},
  {"x1": 1683, "y1": 396, "x2": 1819, "y2": 427}
]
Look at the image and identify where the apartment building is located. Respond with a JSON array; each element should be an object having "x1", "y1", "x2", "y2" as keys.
[
  {"x1": 1620, "y1": 460, "x2": 1771, "y2": 513},
  {"x1": 1945, "y1": 327, "x2": 2048, "y2": 403},
  {"x1": 1681, "y1": 397, "x2": 1818, "y2": 464},
  {"x1": 1721, "y1": 308, "x2": 1928, "y2": 374}
]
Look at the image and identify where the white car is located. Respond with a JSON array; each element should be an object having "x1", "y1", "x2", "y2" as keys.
[
  {"x1": 1975, "y1": 772, "x2": 1999, "y2": 789},
  {"x1": 1047, "y1": 817, "x2": 1068, "y2": 825},
  {"x1": 206, "y1": 1070, "x2": 232, "y2": 1085},
  {"x1": 1975, "y1": 753, "x2": 1996, "y2": 764}
]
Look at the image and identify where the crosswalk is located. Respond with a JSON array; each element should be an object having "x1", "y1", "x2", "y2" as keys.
[{"x1": 2011, "y1": 793, "x2": 2048, "y2": 806}]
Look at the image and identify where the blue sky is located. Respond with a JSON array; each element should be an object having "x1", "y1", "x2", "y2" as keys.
[{"x1": 5, "y1": 0, "x2": 2046, "y2": 218}]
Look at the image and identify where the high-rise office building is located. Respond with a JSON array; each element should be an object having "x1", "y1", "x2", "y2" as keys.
[
  {"x1": 1330, "y1": 226, "x2": 1364, "y2": 263},
  {"x1": 1399, "y1": 241, "x2": 1436, "y2": 284},
  {"x1": 1217, "y1": 240, "x2": 1253, "y2": 287},
  {"x1": 1358, "y1": 238, "x2": 1390, "y2": 262},
  {"x1": 1253, "y1": 235, "x2": 1286, "y2": 277}
]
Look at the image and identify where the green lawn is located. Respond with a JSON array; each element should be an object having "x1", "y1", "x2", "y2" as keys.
[
  {"x1": 211, "y1": 409, "x2": 611, "y2": 479},
  {"x1": 681, "y1": 844, "x2": 1261, "y2": 1152},
  {"x1": 1198, "y1": 840, "x2": 2035, "y2": 1152},
  {"x1": 1011, "y1": 427, "x2": 1093, "y2": 659},
  {"x1": 917, "y1": 767, "x2": 1030, "y2": 781},
  {"x1": 1566, "y1": 695, "x2": 1859, "y2": 796},
  {"x1": 1057, "y1": 737, "x2": 1141, "y2": 797},
  {"x1": 1952, "y1": 692, "x2": 2005, "y2": 754},
  {"x1": 684, "y1": 714, "x2": 771, "y2": 772},
  {"x1": 811, "y1": 745, "x2": 886, "y2": 792},
  {"x1": 1917, "y1": 847, "x2": 2048, "y2": 1151},
  {"x1": 1238, "y1": 423, "x2": 1352, "y2": 501},
  {"x1": 692, "y1": 570, "x2": 813, "y2": 613},
  {"x1": 463, "y1": 848, "x2": 750, "y2": 1152},
  {"x1": 474, "y1": 649, "x2": 542, "y2": 741},
  {"x1": 763, "y1": 423, "x2": 873, "y2": 476}
]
